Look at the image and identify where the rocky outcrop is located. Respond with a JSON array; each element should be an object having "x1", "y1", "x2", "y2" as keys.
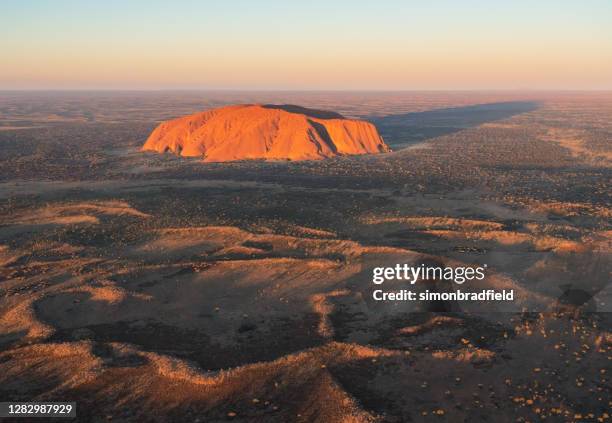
[{"x1": 142, "y1": 104, "x2": 390, "y2": 162}]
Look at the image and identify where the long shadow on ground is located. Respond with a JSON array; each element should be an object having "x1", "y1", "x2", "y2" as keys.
[{"x1": 369, "y1": 101, "x2": 539, "y2": 149}]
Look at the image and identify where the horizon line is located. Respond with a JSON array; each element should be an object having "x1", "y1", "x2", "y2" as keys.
[{"x1": 1, "y1": 88, "x2": 612, "y2": 93}]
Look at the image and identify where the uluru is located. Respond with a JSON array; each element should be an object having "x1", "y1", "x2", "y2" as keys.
[{"x1": 142, "y1": 104, "x2": 390, "y2": 162}]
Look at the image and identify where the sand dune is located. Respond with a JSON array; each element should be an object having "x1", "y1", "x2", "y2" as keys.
[
  {"x1": 5, "y1": 200, "x2": 150, "y2": 227},
  {"x1": 1, "y1": 92, "x2": 610, "y2": 421}
]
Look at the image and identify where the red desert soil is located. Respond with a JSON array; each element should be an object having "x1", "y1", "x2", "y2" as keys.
[{"x1": 142, "y1": 104, "x2": 390, "y2": 162}]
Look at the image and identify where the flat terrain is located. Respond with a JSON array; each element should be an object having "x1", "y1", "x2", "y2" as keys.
[{"x1": 0, "y1": 91, "x2": 610, "y2": 422}]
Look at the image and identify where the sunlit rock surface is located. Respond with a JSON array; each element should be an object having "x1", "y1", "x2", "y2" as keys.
[{"x1": 142, "y1": 104, "x2": 390, "y2": 162}]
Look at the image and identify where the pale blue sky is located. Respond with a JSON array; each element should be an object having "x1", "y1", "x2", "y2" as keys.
[{"x1": 1, "y1": 0, "x2": 611, "y2": 89}]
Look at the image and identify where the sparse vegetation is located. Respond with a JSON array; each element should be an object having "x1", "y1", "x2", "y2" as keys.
[{"x1": 0, "y1": 92, "x2": 610, "y2": 422}]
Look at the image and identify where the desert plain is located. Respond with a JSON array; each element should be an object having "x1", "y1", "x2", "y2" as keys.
[{"x1": 0, "y1": 91, "x2": 610, "y2": 422}]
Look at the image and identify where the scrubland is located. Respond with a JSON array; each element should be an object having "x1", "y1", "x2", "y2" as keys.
[{"x1": 0, "y1": 91, "x2": 610, "y2": 422}]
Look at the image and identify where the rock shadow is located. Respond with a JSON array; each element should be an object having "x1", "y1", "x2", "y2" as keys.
[{"x1": 369, "y1": 101, "x2": 540, "y2": 148}]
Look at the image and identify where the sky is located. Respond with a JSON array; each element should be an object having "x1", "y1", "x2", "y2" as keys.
[{"x1": 1, "y1": 0, "x2": 611, "y2": 90}]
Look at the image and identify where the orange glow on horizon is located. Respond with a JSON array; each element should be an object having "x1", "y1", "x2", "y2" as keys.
[{"x1": 1, "y1": 1, "x2": 611, "y2": 90}]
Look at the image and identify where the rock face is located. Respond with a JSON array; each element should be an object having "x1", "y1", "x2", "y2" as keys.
[{"x1": 142, "y1": 104, "x2": 390, "y2": 162}]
